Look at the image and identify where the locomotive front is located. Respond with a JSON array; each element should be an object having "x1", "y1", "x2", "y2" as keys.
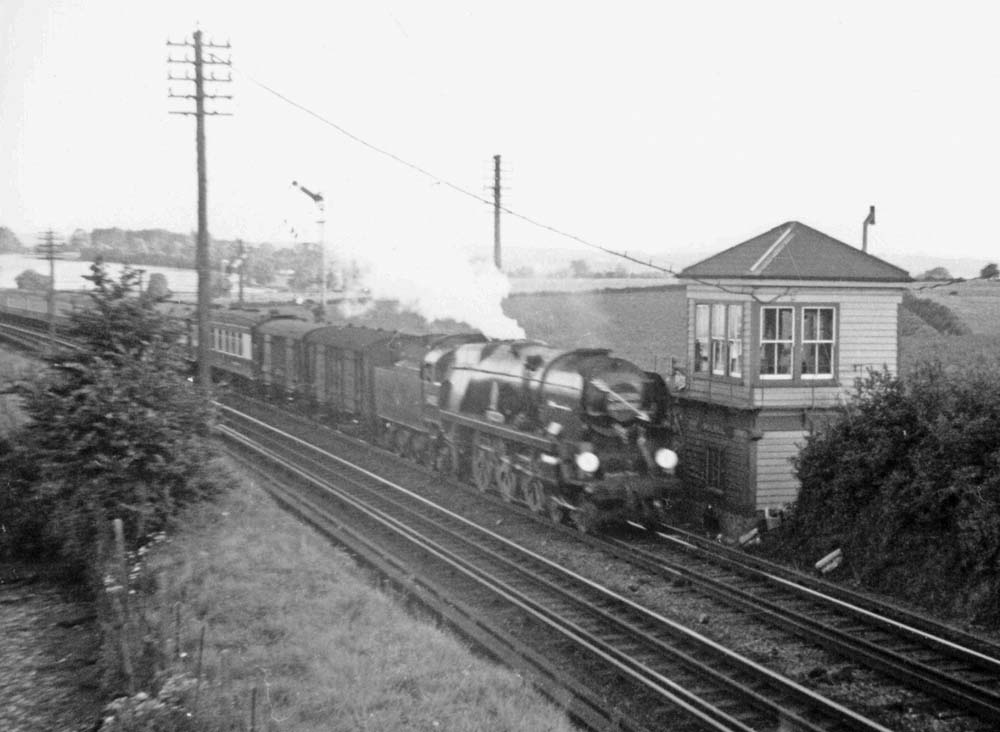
[
  {"x1": 438, "y1": 341, "x2": 680, "y2": 532},
  {"x1": 538, "y1": 350, "x2": 680, "y2": 530}
]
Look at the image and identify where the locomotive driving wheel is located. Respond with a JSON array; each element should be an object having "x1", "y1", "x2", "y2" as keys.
[
  {"x1": 572, "y1": 498, "x2": 599, "y2": 534},
  {"x1": 411, "y1": 434, "x2": 429, "y2": 466},
  {"x1": 523, "y1": 477, "x2": 547, "y2": 514},
  {"x1": 472, "y1": 445, "x2": 494, "y2": 492},
  {"x1": 496, "y1": 461, "x2": 517, "y2": 503},
  {"x1": 433, "y1": 441, "x2": 455, "y2": 475},
  {"x1": 546, "y1": 496, "x2": 566, "y2": 525},
  {"x1": 394, "y1": 428, "x2": 411, "y2": 458}
]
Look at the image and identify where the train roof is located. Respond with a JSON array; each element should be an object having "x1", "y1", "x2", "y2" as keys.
[
  {"x1": 304, "y1": 324, "x2": 410, "y2": 351},
  {"x1": 210, "y1": 308, "x2": 294, "y2": 328},
  {"x1": 256, "y1": 318, "x2": 321, "y2": 338}
]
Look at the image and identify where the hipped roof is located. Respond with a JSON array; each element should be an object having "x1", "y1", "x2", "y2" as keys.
[{"x1": 680, "y1": 221, "x2": 911, "y2": 282}]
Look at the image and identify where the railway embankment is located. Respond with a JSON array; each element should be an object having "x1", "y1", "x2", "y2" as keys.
[{"x1": 0, "y1": 458, "x2": 578, "y2": 732}]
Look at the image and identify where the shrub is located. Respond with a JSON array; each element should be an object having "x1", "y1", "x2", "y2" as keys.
[
  {"x1": 787, "y1": 364, "x2": 1000, "y2": 624},
  {"x1": 5, "y1": 262, "x2": 221, "y2": 572}
]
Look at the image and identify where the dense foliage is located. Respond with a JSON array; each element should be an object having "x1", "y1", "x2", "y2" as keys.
[
  {"x1": 786, "y1": 364, "x2": 1000, "y2": 624},
  {"x1": 15, "y1": 268, "x2": 53, "y2": 290},
  {"x1": 0, "y1": 226, "x2": 25, "y2": 252},
  {"x1": 1, "y1": 263, "x2": 221, "y2": 570}
]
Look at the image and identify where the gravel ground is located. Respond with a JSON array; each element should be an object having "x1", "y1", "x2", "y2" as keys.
[
  {"x1": 0, "y1": 566, "x2": 103, "y2": 732},
  {"x1": 339, "y1": 439, "x2": 997, "y2": 732}
]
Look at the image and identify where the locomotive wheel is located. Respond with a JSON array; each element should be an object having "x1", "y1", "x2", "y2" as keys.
[
  {"x1": 434, "y1": 442, "x2": 455, "y2": 475},
  {"x1": 524, "y1": 477, "x2": 547, "y2": 514},
  {"x1": 472, "y1": 446, "x2": 494, "y2": 492},
  {"x1": 394, "y1": 429, "x2": 411, "y2": 458},
  {"x1": 496, "y1": 462, "x2": 517, "y2": 503},
  {"x1": 547, "y1": 496, "x2": 566, "y2": 525},
  {"x1": 380, "y1": 424, "x2": 395, "y2": 450},
  {"x1": 572, "y1": 499, "x2": 599, "y2": 534},
  {"x1": 411, "y1": 434, "x2": 429, "y2": 465}
]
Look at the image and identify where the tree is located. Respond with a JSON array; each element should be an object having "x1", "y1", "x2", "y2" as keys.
[
  {"x1": 145, "y1": 272, "x2": 172, "y2": 300},
  {"x1": 8, "y1": 262, "x2": 221, "y2": 567},
  {"x1": 0, "y1": 226, "x2": 24, "y2": 253},
  {"x1": 569, "y1": 259, "x2": 591, "y2": 278},
  {"x1": 210, "y1": 270, "x2": 232, "y2": 298},
  {"x1": 916, "y1": 266, "x2": 952, "y2": 281},
  {"x1": 15, "y1": 269, "x2": 52, "y2": 290},
  {"x1": 980, "y1": 263, "x2": 999, "y2": 281}
]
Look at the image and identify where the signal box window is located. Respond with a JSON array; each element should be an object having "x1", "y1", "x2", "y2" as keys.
[
  {"x1": 705, "y1": 446, "x2": 724, "y2": 494},
  {"x1": 694, "y1": 303, "x2": 743, "y2": 379},
  {"x1": 802, "y1": 307, "x2": 835, "y2": 378},
  {"x1": 728, "y1": 304, "x2": 743, "y2": 377},
  {"x1": 694, "y1": 304, "x2": 709, "y2": 373},
  {"x1": 760, "y1": 307, "x2": 794, "y2": 378}
]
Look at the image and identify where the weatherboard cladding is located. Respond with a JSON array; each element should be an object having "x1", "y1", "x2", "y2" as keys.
[{"x1": 680, "y1": 221, "x2": 911, "y2": 282}]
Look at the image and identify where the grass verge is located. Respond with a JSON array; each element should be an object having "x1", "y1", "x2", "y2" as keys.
[{"x1": 118, "y1": 462, "x2": 577, "y2": 732}]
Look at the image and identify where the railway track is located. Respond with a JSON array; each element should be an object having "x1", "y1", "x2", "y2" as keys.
[
  {"x1": 609, "y1": 523, "x2": 1000, "y2": 724},
  {"x1": 0, "y1": 321, "x2": 79, "y2": 353},
  {"x1": 223, "y1": 393, "x2": 1000, "y2": 730},
  {"x1": 218, "y1": 402, "x2": 894, "y2": 732}
]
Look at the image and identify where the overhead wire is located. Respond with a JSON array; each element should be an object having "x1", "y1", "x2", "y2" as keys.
[
  {"x1": 217, "y1": 56, "x2": 676, "y2": 272},
  {"x1": 214, "y1": 55, "x2": 825, "y2": 302}
]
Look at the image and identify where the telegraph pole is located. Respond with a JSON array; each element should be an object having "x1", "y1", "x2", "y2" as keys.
[
  {"x1": 167, "y1": 30, "x2": 232, "y2": 391},
  {"x1": 36, "y1": 229, "x2": 60, "y2": 352},
  {"x1": 234, "y1": 239, "x2": 246, "y2": 307},
  {"x1": 493, "y1": 154, "x2": 502, "y2": 270}
]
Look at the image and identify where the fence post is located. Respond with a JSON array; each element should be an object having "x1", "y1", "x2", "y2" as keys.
[{"x1": 112, "y1": 518, "x2": 136, "y2": 694}]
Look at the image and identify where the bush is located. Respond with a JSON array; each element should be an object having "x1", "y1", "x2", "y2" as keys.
[
  {"x1": 786, "y1": 364, "x2": 1000, "y2": 624},
  {"x1": 15, "y1": 268, "x2": 52, "y2": 290},
  {"x1": 3, "y1": 262, "x2": 222, "y2": 572}
]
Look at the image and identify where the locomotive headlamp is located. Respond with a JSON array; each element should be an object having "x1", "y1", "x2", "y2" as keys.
[
  {"x1": 575, "y1": 451, "x2": 600, "y2": 474},
  {"x1": 654, "y1": 448, "x2": 679, "y2": 471}
]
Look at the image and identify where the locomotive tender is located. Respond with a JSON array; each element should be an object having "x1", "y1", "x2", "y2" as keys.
[{"x1": 0, "y1": 289, "x2": 681, "y2": 532}]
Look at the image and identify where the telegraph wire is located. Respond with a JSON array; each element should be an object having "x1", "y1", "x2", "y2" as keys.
[
  {"x1": 215, "y1": 56, "x2": 678, "y2": 274},
  {"x1": 214, "y1": 56, "x2": 832, "y2": 302}
]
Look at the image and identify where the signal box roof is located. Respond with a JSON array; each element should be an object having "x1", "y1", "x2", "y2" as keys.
[{"x1": 679, "y1": 221, "x2": 911, "y2": 282}]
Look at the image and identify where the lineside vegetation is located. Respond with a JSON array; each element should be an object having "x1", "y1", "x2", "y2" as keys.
[
  {"x1": 779, "y1": 362, "x2": 1000, "y2": 626},
  {"x1": 0, "y1": 263, "x2": 222, "y2": 571},
  {"x1": 0, "y1": 262, "x2": 577, "y2": 731}
]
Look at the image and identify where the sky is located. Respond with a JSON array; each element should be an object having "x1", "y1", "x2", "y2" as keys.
[{"x1": 3, "y1": 1, "x2": 1000, "y2": 278}]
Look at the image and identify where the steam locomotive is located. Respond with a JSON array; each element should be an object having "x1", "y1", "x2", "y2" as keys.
[{"x1": 0, "y1": 289, "x2": 681, "y2": 532}]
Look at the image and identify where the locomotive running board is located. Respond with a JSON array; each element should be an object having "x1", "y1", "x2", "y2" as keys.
[{"x1": 437, "y1": 409, "x2": 555, "y2": 451}]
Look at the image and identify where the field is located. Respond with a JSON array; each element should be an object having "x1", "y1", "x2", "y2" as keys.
[
  {"x1": 504, "y1": 280, "x2": 1000, "y2": 379},
  {"x1": 504, "y1": 285, "x2": 687, "y2": 375},
  {"x1": 909, "y1": 279, "x2": 1000, "y2": 335}
]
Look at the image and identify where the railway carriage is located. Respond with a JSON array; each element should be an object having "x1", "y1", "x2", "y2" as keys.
[
  {"x1": 256, "y1": 318, "x2": 318, "y2": 402},
  {"x1": 304, "y1": 325, "x2": 414, "y2": 428}
]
